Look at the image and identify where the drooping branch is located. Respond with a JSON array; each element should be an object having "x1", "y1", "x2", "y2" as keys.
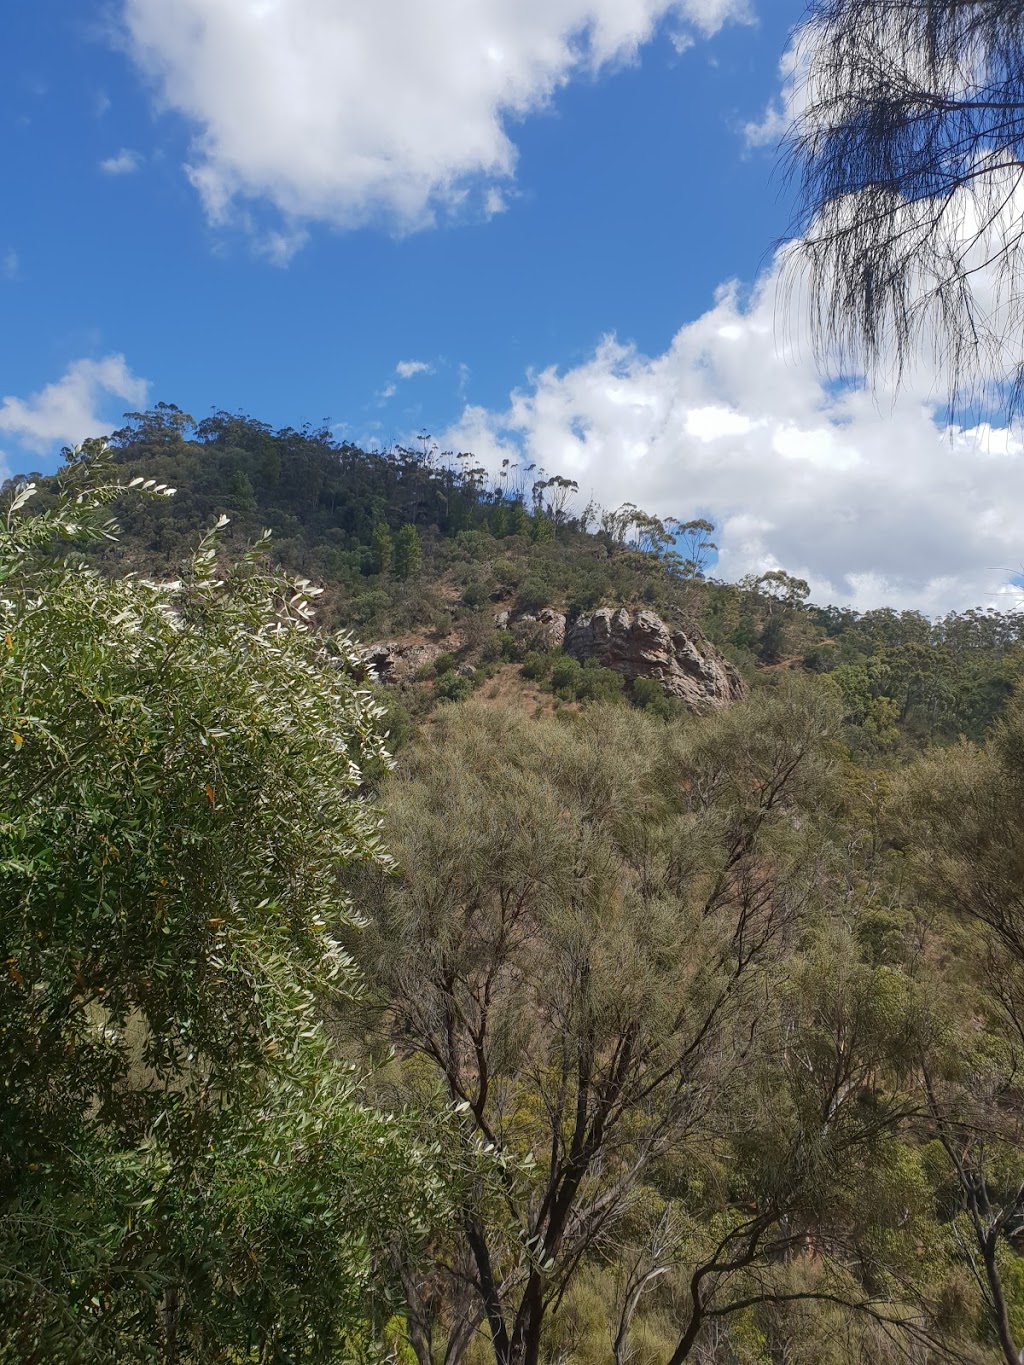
[{"x1": 784, "y1": 0, "x2": 1024, "y2": 418}]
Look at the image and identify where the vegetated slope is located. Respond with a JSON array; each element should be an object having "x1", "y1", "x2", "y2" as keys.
[
  {"x1": 21, "y1": 402, "x2": 1024, "y2": 757},
  {"x1": 11, "y1": 421, "x2": 1024, "y2": 1364}
]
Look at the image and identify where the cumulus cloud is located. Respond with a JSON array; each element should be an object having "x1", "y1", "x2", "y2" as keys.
[
  {"x1": 440, "y1": 259, "x2": 1024, "y2": 613},
  {"x1": 119, "y1": 0, "x2": 749, "y2": 235},
  {"x1": 0, "y1": 356, "x2": 149, "y2": 454},
  {"x1": 99, "y1": 148, "x2": 144, "y2": 175}
]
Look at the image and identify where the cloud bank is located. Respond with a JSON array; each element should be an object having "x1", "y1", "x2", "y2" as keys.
[
  {"x1": 441, "y1": 257, "x2": 1024, "y2": 614},
  {"x1": 120, "y1": 0, "x2": 749, "y2": 236}
]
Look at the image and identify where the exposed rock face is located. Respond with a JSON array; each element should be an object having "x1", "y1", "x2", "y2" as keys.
[
  {"x1": 360, "y1": 640, "x2": 443, "y2": 684},
  {"x1": 566, "y1": 608, "x2": 746, "y2": 710},
  {"x1": 495, "y1": 608, "x2": 566, "y2": 648}
]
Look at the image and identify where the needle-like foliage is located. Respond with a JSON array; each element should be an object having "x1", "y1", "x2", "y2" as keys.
[{"x1": 786, "y1": 0, "x2": 1024, "y2": 417}]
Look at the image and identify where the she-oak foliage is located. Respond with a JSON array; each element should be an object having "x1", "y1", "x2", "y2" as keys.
[
  {"x1": 0, "y1": 452, "x2": 445, "y2": 1362},
  {"x1": 787, "y1": 0, "x2": 1024, "y2": 417},
  {"x1": 352, "y1": 692, "x2": 957, "y2": 1365}
]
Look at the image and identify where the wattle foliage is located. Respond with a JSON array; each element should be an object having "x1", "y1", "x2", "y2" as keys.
[{"x1": 0, "y1": 455, "x2": 446, "y2": 1362}]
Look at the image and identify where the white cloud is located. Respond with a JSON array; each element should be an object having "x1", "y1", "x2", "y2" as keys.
[
  {"x1": 255, "y1": 225, "x2": 310, "y2": 266},
  {"x1": 483, "y1": 187, "x2": 509, "y2": 218},
  {"x1": 99, "y1": 148, "x2": 144, "y2": 175},
  {"x1": 396, "y1": 360, "x2": 432, "y2": 380},
  {"x1": 0, "y1": 356, "x2": 149, "y2": 455},
  {"x1": 676, "y1": 0, "x2": 751, "y2": 35},
  {"x1": 119, "y1": 0, "x2": 749, "y2": 235},
  {"x1": 1, "y1": 250, "x2": 19, "y2": 281},
  {"x1": 439, "y1": 261, "x2": 1024, "y2": 613},
  {"x1": 744, "y1": 36, "x2": 807, "y2": 148}
]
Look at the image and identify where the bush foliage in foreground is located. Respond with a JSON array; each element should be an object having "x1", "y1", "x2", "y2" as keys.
[{"x1": 0, "y1": 455, "x2": 446, "y2": 1362}]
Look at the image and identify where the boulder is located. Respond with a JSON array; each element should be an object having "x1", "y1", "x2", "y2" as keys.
[
  {"x1": 360, "y1": 640, "x2": 443, "y2": 685},
  {"x1": 565, "y1": 608, "x2": 746, "y2": 710},
  {"x1": 527, "y1": 608, "x2": 567, "y2": 648},
  {"x1": 494, "y1": 607, "x2": 566, "y2": 647}
]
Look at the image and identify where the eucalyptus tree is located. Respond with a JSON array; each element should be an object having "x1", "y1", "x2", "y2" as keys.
[
  {"x1": 0, "y1": 453, "x2": 443, "y2": 1362},
  {"x1": 674, "y1": 519, "x2": 717, "y2": 580}
]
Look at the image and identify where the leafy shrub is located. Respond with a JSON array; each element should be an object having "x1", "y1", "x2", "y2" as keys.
[
  {"x1": 631, "y1": 676, "x2": 683, "y2": 720},
  {"x1": 492, "y1": 556, "x2": 523, "y2": 588},
  {"x1": 373, "y1": 689, "x2": 415, "y2": 754},
  {"x1": 566, "y1": 575, "x2": 606, "y2": 617},
  {"x1": 545, "y1": 655, "x2": 624, "y2": 704},
  {"x1": 0, "y1": 463, "x2": 443, "y2": 1358},
  {"x1": 518, "y1": 577, "x2": 553, "y2": 614},
  {"x1": 478, "y1": 632, "x2": 506, "y2": 665},
  {"x1": 521, "y1": 651, "x2": 552, "y2": 682},
  {"x1": 550, "y1": 656, "x2": 584, "y2": 699},
  {"x1": 347, "y1": 588, "x2": 392, "y2": 627},
  {"x1": 462, "y1": 578, "x2": 492, "y2": 609},
  {"x1": 497, "y1": 629, "x2": 521, "y2": 663},
  {"x1": 576, "y1": 661, "x2": 624, "y2": 704},
  {"x1": 454, "y1": 530, "x2": 493, "y2": 561},
  {"x1": 480, "y1": 628, "x2": 524, "y2": 666},
  {"x1": 802, "y1": 643, "x2": 838, "y2": 673},
  {"x1": 434, "y1": 670, "x2": 474, "y2": 703}
]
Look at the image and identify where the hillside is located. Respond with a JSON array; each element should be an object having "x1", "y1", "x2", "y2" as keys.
[
  {"x1": 22, "y1": 403, "x2": 1024, "y2": 758},
  {"x1": 9, "y1": 420, "x2": 1024, "y2": 1364}
]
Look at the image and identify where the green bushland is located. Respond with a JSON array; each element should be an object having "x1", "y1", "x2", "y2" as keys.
[
  {"x1": 14, "y1": 405, "x2": 1018, "y2": 750},
  {"x1": 4, "y1": 414, "x2": 1024, "y2": 1363}
]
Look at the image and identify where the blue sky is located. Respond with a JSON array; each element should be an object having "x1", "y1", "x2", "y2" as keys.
[{"x1": 2, "y1": 0, "x2": 1023, "y2": 611}]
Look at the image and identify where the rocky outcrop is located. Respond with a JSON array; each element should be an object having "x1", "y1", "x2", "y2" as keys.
[
  {"x1": 565, "y1": 608, "x2": 746, "y2": 710},
  {"x1": 494, "y1": 608, "x2": 566, "y2": 648},
  {"x1": 359, "y1": 640, "x2": 443, "y2": 684}
]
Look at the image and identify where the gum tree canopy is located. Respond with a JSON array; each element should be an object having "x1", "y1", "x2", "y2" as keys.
[{"x1": 787, "y1": 0, "x2": 1024, "y2": 415}]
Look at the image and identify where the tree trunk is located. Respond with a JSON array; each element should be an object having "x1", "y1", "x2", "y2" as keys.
[
  {"x1": 981, "y1": 1230, "x2": 1023, "y2": 1365},
  {"x1": 161, "y1": 1283, "x2": 180, "y2": 1365},
  {"x1": 464, "y1": 1216, "x2": 513, "y2": 1365}
]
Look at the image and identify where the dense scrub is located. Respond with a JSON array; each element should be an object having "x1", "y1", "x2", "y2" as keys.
[{"x1": 342, "y1": 688, "x2": 1024, "y2": 1365}]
